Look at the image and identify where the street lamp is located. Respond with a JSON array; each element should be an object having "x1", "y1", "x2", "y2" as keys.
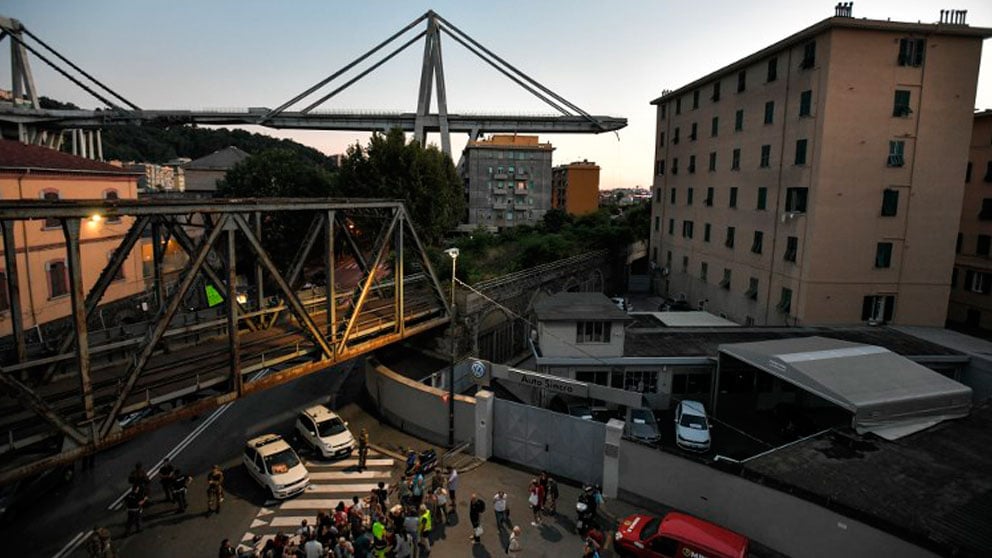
[{"x1": 444, "y1": 247, "x2": 459, "y2": 447}]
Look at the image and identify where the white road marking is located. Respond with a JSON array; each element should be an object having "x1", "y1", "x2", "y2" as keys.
[
  {"x1": 305, "y1": 457, "x2": 393, "y2": 468},
  {"x1": 50, "y1": 529, "x2": 92, "y2": 558},
  {"x1": 268, "y1": 516, "x2": 322, "y2": 528},
  {"x1": 305, "y1": 481, "x2": 388, "y2": 494},
  {"x1": 308, "y1": 470, "x2": 391, "y2": 481},
  {"x1": 250, "y1": 518, "x2": 269, "y2": 528}
]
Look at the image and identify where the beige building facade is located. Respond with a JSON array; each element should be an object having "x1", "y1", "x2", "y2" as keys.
[
  {"x1": 949, "y1": 110, "x2": 992, "y2": 332},
  {"x1": 0, "y1": 140, "x2": 145, "y2": 337},
  {"x1": 650, "y1": 14, "x2": 991, "y2": 326}
]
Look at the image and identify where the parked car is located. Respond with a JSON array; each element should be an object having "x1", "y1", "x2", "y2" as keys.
[
  {"x1": 295, "y1": 405, "x2": 356, "y2": 459},
  {"x1": 625, "y1": 407, "x2": 661, "y2": 444},
  {"x1": 567, "y1": 404, "x2": 594, "y2": 421},
  {"x1": 242, "y1": 434, "x2": 309, "y2": 499},
  {"x1": 614, "y1": 512, "x2": 749, "y2": 558},
  {"x1": 674, "y1": 400, "x2": 712, "y2": 452}
]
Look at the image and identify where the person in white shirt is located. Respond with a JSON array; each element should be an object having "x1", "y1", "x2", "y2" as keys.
[
  {"x1": 303, "y1": 536, "x2": 323, "y2": 558},
  {"x1": 493, "y1": 490, "x2": 509, "y2": 530},
  {"x1": 447, "y1": 467, "x2": 459, "y2": 513}
]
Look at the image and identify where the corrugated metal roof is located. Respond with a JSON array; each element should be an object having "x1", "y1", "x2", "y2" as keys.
[
  {"x1": 182, "y1": 146, "x2": 250, "y2": 170},
  {"x1": 534, "y1": 292, "x2": 630, "y2": 322}
]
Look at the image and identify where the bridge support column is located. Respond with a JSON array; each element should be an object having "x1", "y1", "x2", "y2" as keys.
[
  {"x1": 325, "y1": 210, "x2": 336, "y2": 348},
  {"x1": 226, "y1": 223, "x2": 241, "y2": 395},
  {"x1": 1, "y1": 220, "x2": 27, "y2": 366},
  {"x1": 62, "y1": 218, "x2": 95, "y2": 433}
]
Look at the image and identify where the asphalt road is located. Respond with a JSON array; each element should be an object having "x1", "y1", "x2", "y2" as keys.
[{"x1": 0, "y1": 357, "x2": 365, "y2": 558}]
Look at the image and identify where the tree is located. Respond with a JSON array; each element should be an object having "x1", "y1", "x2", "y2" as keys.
[
  {"x1": 540, "y1": 208, "x2": 574, "y2": 234},
  {"x1": 335, "y1": 129, "x2": 464, "y2": 246}
]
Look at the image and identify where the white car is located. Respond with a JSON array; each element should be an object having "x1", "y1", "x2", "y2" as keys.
[
  {"x1": 295, "y1": 405, "x2": 356, "y2": 459},
  {"x1": 242, "y1": 434, "x2": 309, "y2": 499},
  {"x1": 674, "y1": 400, "x2": 712, "y2": 452}
]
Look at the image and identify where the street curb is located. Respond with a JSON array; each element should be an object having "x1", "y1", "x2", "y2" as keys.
[{"x1": 369, "y1": 442, "x2": 406, "y2": 462}]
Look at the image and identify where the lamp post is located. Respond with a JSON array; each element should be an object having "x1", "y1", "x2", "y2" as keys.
[{"x1": 444, "y1": 248, "x2": 459, "y2": 447}]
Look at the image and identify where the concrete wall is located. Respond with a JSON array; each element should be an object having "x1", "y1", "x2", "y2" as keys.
[
  {"x1": 365, "y1": 359, "x2": 476, "y2": 448},
  {"x1": 617, "y1": 440, "x2": 936, "y2": 558},
  {"x1": 537, "y1": 319, "x2": 625, "y2": 358}
]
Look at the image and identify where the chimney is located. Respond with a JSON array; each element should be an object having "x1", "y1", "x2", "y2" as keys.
[
  {"x1": 834, "y1": 2, "x2": 853, "y2": 17},
  {"x1": 939, "y1": 9, "x2": 968, "y2": 25}
]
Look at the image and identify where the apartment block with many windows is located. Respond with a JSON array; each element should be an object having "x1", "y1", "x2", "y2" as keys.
[
  {"x1": 552, "y1": 160, "x2": 600, "y2": 216},
  {"x1": 950, "y1": 110, "x2": 992, "y2": 332},
  {"x1": 650, "y1": 13, "x2": 991, "y2": 326},
  {"x1": 461, "y1": 135, "x2": 553, "y2": 229}
]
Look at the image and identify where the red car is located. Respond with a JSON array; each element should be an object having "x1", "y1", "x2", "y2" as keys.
[{"x1": 614, "y1": 512, "x2": 749, "y2": 558}]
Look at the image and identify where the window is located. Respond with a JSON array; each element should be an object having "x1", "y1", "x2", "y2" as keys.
[
  {"x1": 672, "y1": 373, "x2": 711, "y2": 395},
  {"x1": 737, "y1": 70, "x2": 746, "y2": 93},
  {"x1": 576, "y1": 370, "x2": 610, "y2": 386},
  {"x1": 0, "y1": 270, "x2": 8, "y2": 312},
  {"x1": 785, "y1": 187, "x2": 808, "y2": 212},
  {"x1": 764, "y1": 101, "x2": 775, "y2": 124},
  {"x1": 734, "y1": 109, "x2": 744, "y2": 131},
  {"x1": 687, "y1": 187, "x2": 694, "y2": 205},
  {"x1": 690, "y1": 122, "x2": 698, "y2": 141},
  {"x1": 688, "y1": 155, "x2": 696, "y2": 174},
  {"x1": 692, "y1": 90, "x2": 700, "y2": 109},
  {"x1": 752, "y1": 231, "x2": 764, "y2": 254},
  {"x1": 757, "y1": 187, "x2": 767, "y2": 210},
  {"x1": 784, "y1": 236, "x2": 798, "y2": 262},
  {"x1": 705, "y1": 187, "x2": 714, "y2": 206},
  {"x1": 673, "y1": 127, "x2": 680, "y2": 145},
  {"x1": 654, "y1": 216, "x2": 660, "y2": 232},
  {"x1": 767, "y1": 57, "x2": 778, "y2": 82},
  {"x1": 712, "y1": 81, "x2": 721, "y2": 102},
  {"x1": 660, "y1": 132, "x2": 665, "y2": 146},
  {"x1": 704, "y1": 223, "x2": 712, "y2": 242},
  {"x1": 881, "y1": 189, "x2": 899, "y2": 216},
  {"x1": 799, "y1": 90, "x2": 812, "y2": 117},
  {"x1": 42, "y1": 189, "x2": 60, "y2": 229},
  {"x1": 862, "y1": 295, "x2": 896, "y2": 322},
  {"x1": 672, "y1": 157, "x2": 679, "y2": 175},
  {"x1": 982, "y1": 199, "x2": 992, "y2": 220},
  {"x1": 576, "y1": 321, "x2": 612, "y2": 343},
  {"x1": 655, "y1": 188, "x2": 662, "y2": 203},
  {"x1": 966, "y1": 270, "x2": 992, "y2": 294},
  {"x1": 624, "y1": 371, "x2": 659, "y2": 393},
  {"x1": 676, "y1": 98, "x2": 682, "y2": 115},
  {"x1": 957, "y1": 233, "x2": 963, "y2": 254},
  {"x1": 777, "y1": 288, "x2": 793, "y2": 313},
  {"x1": 745, "y1": 277, "x2": 759, "y2": 300},
  {"x1": 985, "y1": 161, "x2": 992, "y2": 182},
  {"x1": 700, "y1": 262, "x2": 708, "y2": 281},
  {"x1": 875, "y1": 242, "x2": 893, "y2": 268},
  {"x1": 760, "y1": 145, "x2": 771, "y2": 168},
  {"x1": 46, "y1": 260, "x2": 68, "y2": 298},
  {"x1": 729, "y1": 187, "x2": 738, "y2": 208},
  {"x1": 713, "y1": 269, "x2": 730, "y2": 291},
  {"x1": 888, "y1": 141, "x2": 905, "y2": 167},
  {"x1": 893, "y1": 90, "x2": 912, "y2": 117},
  {"x1": 682, "y1": 255, "x2": 689, "y2": 273},
  {"x1": 731, "y1": 148, "x2": 741, "y2": 171},
  {"x1": 898, "y1": 38, "x2": 925, "y2": 67},
  {"x1": 977, "y1": 235, "x2": 991, "y2": 257},
  {"x1": 725, "y1": 226, "x2": 736, "y2": 248},
  {"x1": 668, "y1": 218, "x2": 674, "y2": 235},
  {"x1": 682, "y1": 220, "x2": 694, "y2": 238},
  {"x1": 656, "y1": 159, "x2": 665, "y2": 175},
  {"x1": 670, "y1": 188, "x2": 677, "y2": 205},
  {"x1": 800, "y1": 41, "x2": 816, "y2": 69},
  {"x1": 660, "y1": 103, "x2": 667, "y2": 119},
  {"x1": 108, "y1": 250, "x2": 125, "y2": 281},
  {"x1": 795, "y1": 139, "x2": 808, "y2": 165},
  {"x1": 966, "y1": 162, "x2": 972, "y2": 182},
  {"x1": 711, "y1": 116, "x2": 719, "y2": 137},
  {"x1": 708, "y1": 152, "x2": 717, "y2": 172},
  {"x1": 103, "y1": 190, "x2": 121, "y2": 223}
]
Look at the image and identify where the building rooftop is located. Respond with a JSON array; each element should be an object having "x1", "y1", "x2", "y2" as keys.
[
  {"x1": 466, "y1": 134, "x2": 553, "y2": 151},
  {"x1": 623, "y1": 325, "x2": 964, "y2": 359},
  {"x1": 534, "y1": 292, "x2": 630, "y2": 322},
  {"x1": 0, "y1": 140, "x2": 138, "y2": 176},
  {"x1": 182, "y1": 146, "x2": 250, "y2": 171},
  {"x1": 651, "y1": 14, "x2": 992, "y2": 105},
  {"x1": 744, "y1": 403, "x2": 992, "y2": 557},
  {"x1": 633, "y1": 311, "x2": 739, "y2": 328}
]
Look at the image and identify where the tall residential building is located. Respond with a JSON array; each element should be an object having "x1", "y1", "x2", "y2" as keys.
[
  {"x1": 461, "y1": 135, "x2": 553, "y2": 228},
  {"x1": 650, "y1": 10, "x2": 991, "y2": 327},
  {"x1": 0, "y1": 140, "x2": 145, "y2": 337},
  {"x1": 552, "y1": 160, "x2": 600, "y2": 216},
  {"x1": 950, "y1": 110, "x2": 992, "y2": 332}
]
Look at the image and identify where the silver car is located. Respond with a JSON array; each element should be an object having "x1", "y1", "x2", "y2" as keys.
[
  {"x1": 625, "y1": 407, "x2": 661, "y2": 444},
  {"x1": 674, "y1": 400, "x2": 712, "y2": 452}
]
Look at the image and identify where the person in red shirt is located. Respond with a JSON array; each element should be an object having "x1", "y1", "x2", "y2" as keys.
[{"x1": 528, "y1": 479, "x2": 545, "y2": 526}]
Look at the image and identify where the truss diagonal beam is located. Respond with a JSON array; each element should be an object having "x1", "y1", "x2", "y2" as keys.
[
  {"x1": 98, "y1": 216, "x2": 228, "y2": 438},
  {"x1": 265, "y1": 212, "x2": 326, "y2": 328},
  {"x1": 340, "y1": 210, "x2": 399, "y2": 346},
  {"x1": 262, "y1": 12, "x2": 430, "y2": 122},
  {"x1": 0, "y1": 372, "x2": 88, "y2": 445},
  {"x1": 400, "y1": 206, "x2": 452, "y2": 315},
  {"x1": 233, "y1": 214, "x2": 334, "y2": 359}
]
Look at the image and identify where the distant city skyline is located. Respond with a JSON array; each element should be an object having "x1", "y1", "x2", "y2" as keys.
[{"x1": 3, "y1": 0, "x2": 991, "y2": 189}]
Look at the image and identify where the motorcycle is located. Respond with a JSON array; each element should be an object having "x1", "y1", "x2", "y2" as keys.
[{"x1": 405, "y1": 448, "x2": 438, "y2": 476}]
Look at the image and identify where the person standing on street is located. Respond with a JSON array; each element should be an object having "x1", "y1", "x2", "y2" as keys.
[
  {"x1": 545, "y1": 474, "x2": 559, "y2": 516},
  {"x1": 357, "y1": 428, "x2": 370, "y2": 471},
  {"x1": 128, "y1": 462, "x2": 150, "y2": 498},
  {"x1": 86, "y1": 527, "x2": 114, "y2": 558},
  {"x1": 418, "y1": 503, "x2": 433, "y2": 553},
  {"x1": 207, "y1": 464, "x2": 224, "y2": 514},
  {"x1": 469, "y1": 493, "x2": 485, "y2": 544},
  {"x1": 447, "y1": 467, "x2": 459, "y2": 514},
  {"x1": 507, "y1": 525, "x2": 522, "y2": 558},
  {"x1": 528, "y1": 479, "x2": 544, "y2": 526},
  {"x1": 493, "y1": 490, "x2": 509, "y2": 531},
  {"x1": 159, "y1": 458, "x2": 175, "y2": 503},
  {"x1": 123, "y1": 484, "x2": 147, "y2": 536},
  {"x1": 172, "y1": 468, "x2": 191, "y2": 513},
  {"x1": 303, "y1": 533, "x2": 324, "y2": 558}
]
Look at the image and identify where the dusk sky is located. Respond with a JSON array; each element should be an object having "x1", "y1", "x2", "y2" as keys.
[{"x1": 4, "y1": 0, "x2": 992, "y2": 189}]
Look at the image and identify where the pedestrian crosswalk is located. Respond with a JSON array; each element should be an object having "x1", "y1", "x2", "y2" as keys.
[{"x1": 240, "y1": 451, "x2": 395, "y2": 549}]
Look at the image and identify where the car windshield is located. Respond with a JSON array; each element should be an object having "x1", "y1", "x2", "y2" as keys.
[
  {"x1": 317, "y1": 417, "x2": 347, "y2": 438},
  {"x1": 264, "y1": 448, "x2": 300, "y2": 475},
  {"x1": 640, "y1": 517, "x2": 661, "y2": 541},
  {"x1": 631, "y1": 409, "x2": 654, "y2": 425},
  {"x1": 680, "y1": 414, "x2": 708, "y2": 429}
]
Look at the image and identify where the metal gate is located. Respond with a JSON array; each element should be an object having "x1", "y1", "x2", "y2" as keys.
[{"x1": 493, "y1": 399, "x2": 605, "y2": 485}]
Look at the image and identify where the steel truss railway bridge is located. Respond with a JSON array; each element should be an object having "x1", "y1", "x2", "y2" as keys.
[
  {"x1": 0, "y1": 198, "x2": 451, "y2": 483},
  {"x1": 0, "y1": 11, "x2": 627, "y2": 157}
]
